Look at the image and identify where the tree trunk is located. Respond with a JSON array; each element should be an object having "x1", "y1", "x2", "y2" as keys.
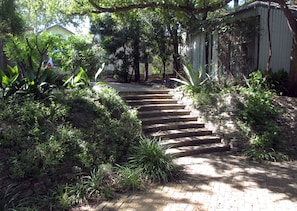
[
  {"x1": 171, "y1": 24, "x2": 182, "y2": 74},
  {"x1": 0, "y1": 38, "x2": 5, "y2": 71},
  {"x1": 133, "y1": 30, "x2": 141, "y2": 82},
  {"x1": 162, "y1": 59, "x2": 166, "y2": 80},
  {"x1": 289, "y1": 38, "x2": 297, "y2": 96},
  {"x1": 145, "y1": 61, "x2": 148, "y2": 81}
]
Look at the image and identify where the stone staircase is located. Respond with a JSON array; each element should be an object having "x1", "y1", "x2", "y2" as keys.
[{"x1": 120, "y1": 89, "x2": 230, "y2": 157}]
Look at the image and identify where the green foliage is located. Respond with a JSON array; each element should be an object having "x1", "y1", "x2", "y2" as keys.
[
  {"x1": 0, "y1": 65, "x2": 20, "y2": 98},
  {"x1": 17, "y1": 0, "x2": 79, "y2": 32},
  {"x1": 243, "y1": 148, "x2": 288, "y2": 162},
  {"x1": 0, "y1": 0, "x2": 24, "y2": 36},
  {"x1": 81, "y1": 164, "x2": 114, "y2": 199},
  {"x1": 187, "y1": 85, "x2": 218, "y2": 106},
  {"x1": 3, "y1": 33, "x2": 64, "y2": 98},
  {"x1": 238, "y1": 70, "x2": 284, "y2": 161},
  {"x1": 115, "y1": 165, "x2": 146, "y2": 191},
  {"x1": 0, "y1": 86, "x2": 143, "y2": 209},
  {"x1": 129, "y1": 137, "x2": 179, "y2": 183},
  {"x1": 53, "y1": 35, "x2": 105, "y2": 79},
  {"x1": 2, "y1": 33, "x2": 106, "y2": 98},
  {"x1": 171, "y1": 64, "x2": 209, "y2": 89},
  {"x1": 174, "y1": 65, "x2": 220, "y2": 106},
  {"x1": 0, "y1": 183, "x2": 30, "y2": 210},
  {"x1": 0, "y1": 87, "x2": 143, "y2": 210},
  {"x1": 268, "y1": 69, "x2": 289, "y2": 95},
  {"x1": 149, "y1": 12, "x2": 173, "y2": 79},
  {"x1": 91, "y1": 12, "x2": 154, "y2": 82},
  {"x1": 63, "y1": 67, "x2": 90, "y2": 89},
  {"x1": 55, "y1": 164, "x2": 114, "y2": 207},
  {"x1": 215, "y1": 16, "x2": 260, "y2": 77}
]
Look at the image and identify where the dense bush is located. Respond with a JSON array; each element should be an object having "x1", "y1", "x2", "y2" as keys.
[
  {"x1": 0, "y1": 87, "x2": 142, "y2": 209},
  {"x1": 0, "y1": 87, "x2": 141, "y2": 179},
  {"x1": 238, "y1": 71, "x2": 286, "y2": 161},
  {"x1": 51, "y1": 35, "x2": 105, "y2": 78}
]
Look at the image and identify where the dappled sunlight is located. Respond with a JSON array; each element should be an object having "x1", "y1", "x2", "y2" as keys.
[{"x1": 95, "y1": 153, "x2": 297, "y2": 210}]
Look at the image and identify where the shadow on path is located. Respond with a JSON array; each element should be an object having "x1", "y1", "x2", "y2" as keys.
[{"x1": 92, "y1": 153, "x2": 297, "y2": 211}]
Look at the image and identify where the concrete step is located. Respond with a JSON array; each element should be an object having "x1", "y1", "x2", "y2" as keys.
[
  {"x1": 136, "y1": 104, "x2": 186, "y2": 111},
  {"x1": 123, "y1": 94, "x2": 173, "y2": 100},
  {"x1": 166, "y1": 143, "x2": 231, "y2": 157},
  {"x1": 138, "y1": 109, "x2": 191, "y2": 118},
  {"x1": 126, "y1": 99, "x2": 178, "y2": 106},
  {"x1": 118, "y1": 87, "x2": 230, "y2": 158},
  {"x1": 148, "y1": 128, "x2": 213, "y2": 139},
  {"x1": 143, "y1": 121, "x2": 205, "y2": 133},
  {"x1": 141, "y1": 115, "x2": 197, "y2": 125},
  {"x1": 161, "y1": 135, "x2": 221, "y2": 148},
  {"x1": 120, "y1": 90, "x2": 170, "y2": 96}
]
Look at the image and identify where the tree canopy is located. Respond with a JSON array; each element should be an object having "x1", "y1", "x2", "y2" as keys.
[{"x1": 0, "y1": 0, "x2": 24, "y2": 36}]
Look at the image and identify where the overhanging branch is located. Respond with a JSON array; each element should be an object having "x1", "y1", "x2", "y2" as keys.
[{"x1": 88, "y1": 0, "x2": 232, "y2": 14}]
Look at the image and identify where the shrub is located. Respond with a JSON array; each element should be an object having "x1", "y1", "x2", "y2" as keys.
[
  {"x1": 53, "y1": 35, "x2": 105, "y2": 78},
  {"x1": 238, "y1": 70, "x2": 285, "y2": 161},
  {"x1": 0, "y1": 87, "x2": 142, "y2": 209},
  {"x1": 128, "y1": 137, "x2": 180, "y2": 183},
  {"x1": 3, "y1": 33, "x2": 64, "y2": 99}
]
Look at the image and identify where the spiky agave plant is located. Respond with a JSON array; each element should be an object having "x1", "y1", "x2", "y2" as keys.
[{"x1": 170, "y1": 64, "x2": 209, "y2": 88}]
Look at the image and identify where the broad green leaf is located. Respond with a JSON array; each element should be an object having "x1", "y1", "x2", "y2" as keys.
[
  {"x1": 7, "y1": 65, "x2": 19, "y2": 76},
  {"x1": 0, "y1": 70, "x2": 10, "y2": 86},
  {"x1": 95, "y1": 63, "x2": 105, "y2": 82}
]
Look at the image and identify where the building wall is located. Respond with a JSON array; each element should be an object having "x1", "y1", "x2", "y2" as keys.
[
  {"x1": 190, "y1": 32, "x2": 206, "y2": 71},
  {"x1": 188, "y1": 4, "x2": 293, "y2": 76},
  {"x1": 257, "y1": 6, "x2": 292, "y2": 72},
  {"x1": 45, "y1": 25, "x2": 74, "y2": 39}
]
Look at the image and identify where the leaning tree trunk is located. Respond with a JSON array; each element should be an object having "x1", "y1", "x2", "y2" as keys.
[{"x1": 289, "y1": 39, "x2": 297, "y2": 96}]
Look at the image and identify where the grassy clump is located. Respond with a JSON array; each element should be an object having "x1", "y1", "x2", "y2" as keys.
[{"x1": 129, "y1": 137, "x2": 180, "y2": 183}]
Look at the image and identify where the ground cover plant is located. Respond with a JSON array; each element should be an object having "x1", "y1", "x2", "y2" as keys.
[
  {"x1": 0, "y1": 87, "x2": 180, "y2": 210},
  {"x1": 175, "y1": 65, "x2": 289, "y2": 162},
  {"x1": 0, "y1": 87, "x2": 132, "y2": 209},
  {"x1": 0, "y1": 87, "x2": 178, "y2": 210}
]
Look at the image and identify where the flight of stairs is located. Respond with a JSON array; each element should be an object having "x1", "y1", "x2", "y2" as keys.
[{"x1": 120, "y1": 88, "x2": 230, "y2": 157}]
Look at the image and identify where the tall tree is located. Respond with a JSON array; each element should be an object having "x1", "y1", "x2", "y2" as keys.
[
  {"x1": 149, "y1": 9, "x2": 173, "y2": 80},
  {"x1": 0, "y1": 0, "x2": 24, "y2": 70},
  {"x1": 16, "y1": 0, "x2": 81, "y2": 32},
  {"x1": 0, "y1": 0, "x2": 24, "y2": 36},
  {"x1": 91, "y1": 12, "x2": 146, "y2": 82}
]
